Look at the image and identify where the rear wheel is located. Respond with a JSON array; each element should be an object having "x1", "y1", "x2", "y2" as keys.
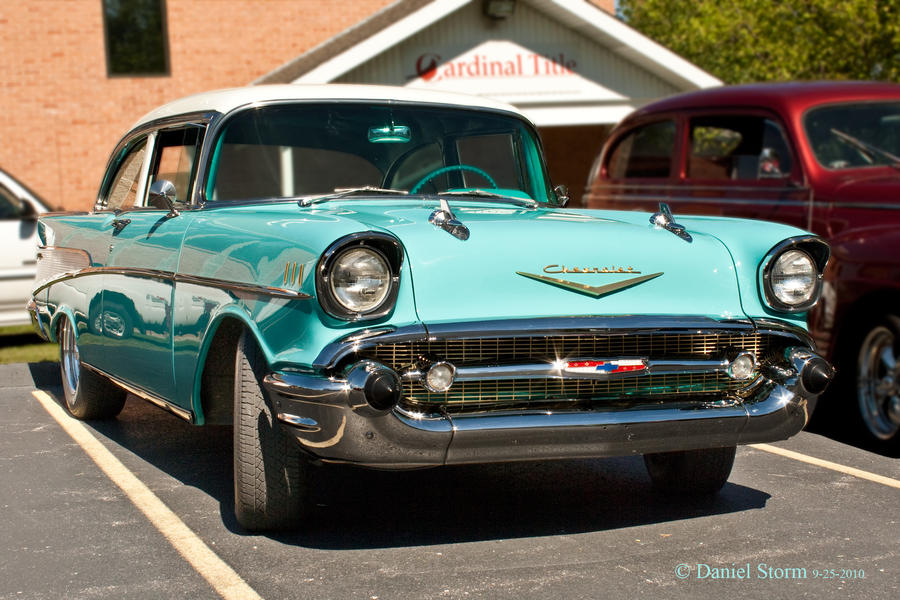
[
  {"x1": 58, "y1": 316, "x2": 126, "y2": 420},
  {"x1": 643, "y1": 446, "x2": 736, "y2": 494},
  {"x1": 233, "y1": 331, "x2": 307, "y2": 531}
]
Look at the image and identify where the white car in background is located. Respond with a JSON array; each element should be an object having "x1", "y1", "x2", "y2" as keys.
[{"x1": 0, "y1": 168, "x2": 49, "y2": 326}]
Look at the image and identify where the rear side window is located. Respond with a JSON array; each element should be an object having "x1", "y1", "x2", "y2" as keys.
[
  {"x1": 688, "y1": 116, "x2": 792, "y2": 181},
  {"x1": 104, "y1": 138, "x2": 147, "y2": 211},
  {"x1": 606, "y1": 120, "x2": 675, "y2": 179}
]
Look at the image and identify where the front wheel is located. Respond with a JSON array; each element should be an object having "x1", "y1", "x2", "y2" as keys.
[
  {"x1": 58, "y1": 316, "x2": 126, "y2": 420},
  {"x1": 853, "y1": 315, "x2": 900, "y2": 448},
  {"x1": 233, "y1": 331, "x2": 308, "y2": 531},
  {"x1": 643, "y1": 446, "x2": 736, "y2": 495}
]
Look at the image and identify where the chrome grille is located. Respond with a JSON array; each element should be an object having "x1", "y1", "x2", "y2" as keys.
[
  {"x1": 401, "y1": 373, "x2": 746, "y2": 413},
  {"x1": 366, "y1": 333, "x2": 773, "y2": 369},
  {"x1": 359, "y1": 331, "x2": 783, "y2": 413}
]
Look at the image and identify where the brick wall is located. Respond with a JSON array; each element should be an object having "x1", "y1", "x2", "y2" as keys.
[{"x1": 0, "y1": 0, "x2": 393, "y2": 210}]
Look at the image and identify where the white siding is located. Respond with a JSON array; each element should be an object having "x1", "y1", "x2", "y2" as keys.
[{"x1": 335, "y1": 0, "x2": 681, "y2": 124}]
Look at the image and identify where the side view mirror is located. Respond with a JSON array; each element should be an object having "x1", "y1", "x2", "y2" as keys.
[
  {"x1": 148, "y1": 179, "x2": 180, "y2": 218},
  {"x1": 554, "y1": 184, "x2": 569, "y2": 208}
]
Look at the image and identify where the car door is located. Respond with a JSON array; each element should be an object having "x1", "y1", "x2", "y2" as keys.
[
  {"x1": 672, "y1": 112, "x2": 812, "y2": 228},
  {"x1": 584, "y1": 118, "x2": 678, "y2": 211},
  {"x1": 101, "y1": 123, "x2": 203, "y2": 401}
]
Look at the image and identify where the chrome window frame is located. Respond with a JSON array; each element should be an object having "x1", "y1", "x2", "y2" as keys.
[
  {"x1": 195, "y1": 99, "x2": 556, "y2": 207},
  {"x1": 95, "y1": 111, "x2": 215, "y2": 212}
]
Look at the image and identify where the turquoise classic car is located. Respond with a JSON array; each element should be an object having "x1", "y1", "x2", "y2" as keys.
[{"x1": 29, "y1": 85, "x2": 833, "y2": 531}]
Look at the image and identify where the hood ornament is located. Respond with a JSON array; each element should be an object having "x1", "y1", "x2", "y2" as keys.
[
  {"x1": 429, "y1": 198, "x2": 470, "y2": 240},
  {"x1": 651, "y1": 202, "x2": 692, "y2": 243}
]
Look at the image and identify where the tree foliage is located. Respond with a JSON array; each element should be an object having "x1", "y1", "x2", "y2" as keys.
[{"x1": 619, "y1": 0, "x2": 900, "y2": 83}]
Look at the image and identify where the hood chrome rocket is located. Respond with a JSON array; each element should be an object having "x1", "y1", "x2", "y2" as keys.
[
  {"x1": 650, "y1": 202, "x2": 692, "y2": 243},
  {"x1": 429, "y1": 198, "x2": 470, "y2": 240}
]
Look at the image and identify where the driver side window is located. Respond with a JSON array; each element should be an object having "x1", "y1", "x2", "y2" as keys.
[{"x1": 147, "y1": 126, "x2": 203, "y2": 206}]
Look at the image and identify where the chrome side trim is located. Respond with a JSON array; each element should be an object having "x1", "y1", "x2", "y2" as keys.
[
  {"x1": 32, "y1": 265, "x2": 310, "y2": 299},
  {"x1": 82, "y1": 364, "x2": 193, "y2": 422},
  {"x1": 401, "y1": 357, "x2": 732, "y2": 383},
  {"x1": 592, "y1": 194, "x2": 812, "y2": 208},
  {"x1": 175, "y1": 272, "x2": 310, "y2": 299}
]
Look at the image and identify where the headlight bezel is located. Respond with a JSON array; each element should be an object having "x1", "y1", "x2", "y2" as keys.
[
  {"x1": 316, "y1": 232, "x2": 403, "y2": 321},
  {"x1": 759, "y1": 236, "x2": 830, "y2": 313}
]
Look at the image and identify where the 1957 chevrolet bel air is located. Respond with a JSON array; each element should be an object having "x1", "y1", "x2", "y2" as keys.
[{"x1": 28, "y1": 85, "x2": 834, "y2": 531}]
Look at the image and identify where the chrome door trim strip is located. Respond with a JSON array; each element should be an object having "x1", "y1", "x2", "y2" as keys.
[{"x1": 32, "y1": 265, "x2": 310, "y2": 299}]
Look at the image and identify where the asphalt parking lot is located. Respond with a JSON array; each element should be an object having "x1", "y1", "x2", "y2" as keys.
[{"x1": 1, "y1": 362, "x2": 897, "y2": 600}]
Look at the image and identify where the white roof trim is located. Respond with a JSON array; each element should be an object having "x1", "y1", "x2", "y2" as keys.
[
  {"x1": 297, "y1": 0, "x2": 470, "y2": 83},
  {"x1": 292, "y1": 0, "x2": 720, "y2": 90},
  {"x1": 522, "y1": 104, "x2": 637, "y2": 127},
  {"x1": 131, "y1": 84, "x2": 527, "y2": 128}
]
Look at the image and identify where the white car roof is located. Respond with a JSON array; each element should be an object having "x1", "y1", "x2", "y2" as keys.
[{"x1": 133, "y1": 84, "x2": 529, "y2": 129}]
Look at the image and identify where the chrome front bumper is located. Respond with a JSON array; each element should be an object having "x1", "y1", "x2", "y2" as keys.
[{"x1": 263, "y1": 359, "x2": 825, "y2": 468}]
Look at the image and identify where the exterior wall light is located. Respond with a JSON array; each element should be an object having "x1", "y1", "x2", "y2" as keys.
[{"x1": 483, "y1": 0, "x2": 516, "y2": 19}]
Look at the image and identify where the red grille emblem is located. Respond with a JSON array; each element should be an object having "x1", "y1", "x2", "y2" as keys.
[{"x1": 565, "y1": 359, "x2": 647, "y2": 375}]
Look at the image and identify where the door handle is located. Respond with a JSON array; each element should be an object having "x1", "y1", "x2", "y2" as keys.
[{"x1": 111, "y1": 218, "x2": 131, "y2": 232}]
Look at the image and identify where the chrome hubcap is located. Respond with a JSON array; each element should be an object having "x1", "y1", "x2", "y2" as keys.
[
  {"x1": 857, "y1": 326, "x2": 900, "y2": 439},
  {"x1": 60, "y1": 319, "x2": 80, "y2": 406}
]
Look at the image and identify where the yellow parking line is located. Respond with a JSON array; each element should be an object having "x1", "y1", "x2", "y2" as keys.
[
  {"x1": 31, "y1": 391, "x2": 263, "y2": 600},
  {"x1": 750, "y1": 443, "x2": 900, "y2": 489}
]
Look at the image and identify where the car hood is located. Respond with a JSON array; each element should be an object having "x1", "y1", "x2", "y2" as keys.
[{"x1": 318, "y1": 201, "x2": 747, "y2": 324}]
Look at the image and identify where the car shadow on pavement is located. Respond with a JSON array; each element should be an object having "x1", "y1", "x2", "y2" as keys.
[{"x1": 29, "y1": 362, "x2": 771, "y2": 550}]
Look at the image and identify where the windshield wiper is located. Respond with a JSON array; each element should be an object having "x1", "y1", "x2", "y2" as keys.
[
  {"x1": 830, "y1": 128, "x2": 900, "y2": 169},
  {"x1": 298, "y1": 186, "x2": 408, "y2": 207},
  {"x1": 439, "y1": 189, "x2": 539, "y2": 209}
]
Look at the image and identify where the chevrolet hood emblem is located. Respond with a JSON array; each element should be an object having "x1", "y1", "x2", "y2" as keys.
[{"x1": 516, "y1": 271, "x2": 663, "y2": 298}]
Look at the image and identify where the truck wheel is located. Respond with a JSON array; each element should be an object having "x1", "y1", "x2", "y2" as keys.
[
  {"x1": 852, "y1": 315, "x2": 900, "y2": 448},
  {"x1": 233, "y1": 330, "x2": 306, "y2": 531},
  {"x1": 58, "y1": 316, "x2": 126, "y2": 420},
  {"x1": 643, "y1": 446, "x2": 736, "y2": 494}
]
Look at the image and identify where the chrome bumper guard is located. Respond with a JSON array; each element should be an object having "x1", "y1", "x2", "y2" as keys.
[
  {"x1": 263, "y1": 345, "x2": 831, "y2": 468},
  {"x1": 26, "y1": 296, "x2": 51, "y2": 341}
]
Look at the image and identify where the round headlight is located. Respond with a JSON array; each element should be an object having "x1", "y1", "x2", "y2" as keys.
[
  {"x1": 770, "y1": 249, "x2": 816, "y2": 306},
  {"x1": 329, "y1": 247, "x2": 391, "y2": 313}
]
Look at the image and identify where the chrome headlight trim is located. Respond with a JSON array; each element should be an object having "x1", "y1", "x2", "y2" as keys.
[
  {"x1": 759, "y1": 235, "x2": 830, "y2": 313},
  {"x1": 316, "y1": 232, "x2": 403, "y2": 321}
]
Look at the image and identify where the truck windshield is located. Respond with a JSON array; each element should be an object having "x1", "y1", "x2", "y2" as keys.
[
  {"x1": 205, "y1": 102, "x2": 553, "y2": 204},
  {"x1": 804, "y1": 101, "x2": 900, "y2": 170}
]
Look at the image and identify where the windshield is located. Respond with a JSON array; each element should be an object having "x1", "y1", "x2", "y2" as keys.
[
  {"x1": 804, "y1": 101, "x2": 900, "y2": 170},
  {"x1": 205, "y1": 102, "x2": 553, "y2": 203}
]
